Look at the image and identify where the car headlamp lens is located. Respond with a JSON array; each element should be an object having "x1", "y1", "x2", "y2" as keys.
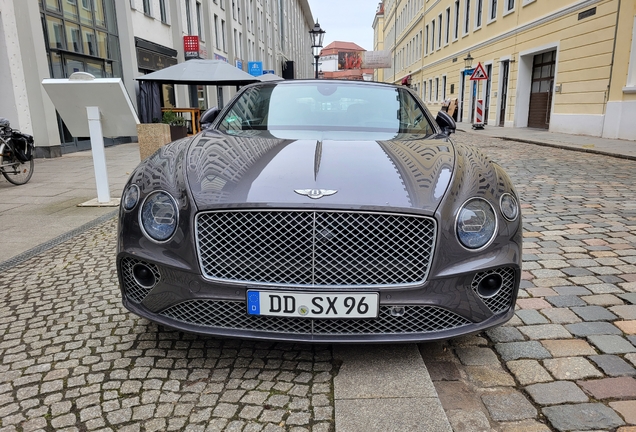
[
  {"x1": 140, "y1": 191, "x2": 178, "y2": 242},
  {"x1": 456, "y1": 198, "x2": 497, "y2": 249},
  {"x1": 122, "y1": 184, "x2": 139, "y2": 211},
  {"x1": 500, "y1": 193, "x2": 519, "y2": 221}
]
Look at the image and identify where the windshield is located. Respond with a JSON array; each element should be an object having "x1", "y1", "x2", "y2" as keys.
[{"x1": 217, "y1": 82, "x2": 436, "y2": 139}]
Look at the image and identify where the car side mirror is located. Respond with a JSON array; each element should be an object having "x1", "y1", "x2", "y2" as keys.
[
  {"x1": 436, "y1": 110, "x2": 456, "y2": 136},
  {"x1": 200, "y1": 107, "x2": 220, "y2": 130}
]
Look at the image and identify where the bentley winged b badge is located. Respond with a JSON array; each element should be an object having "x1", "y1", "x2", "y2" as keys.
[{"x1": 294, "y1": 189, "x2": 338, "y2": 199}]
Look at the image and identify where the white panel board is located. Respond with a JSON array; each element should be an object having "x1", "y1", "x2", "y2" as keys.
[{"x1": 41, "y1": 78, "x2": 139, "y2": 137}]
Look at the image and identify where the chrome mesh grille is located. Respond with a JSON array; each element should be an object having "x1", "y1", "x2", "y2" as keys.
[
  {"x1": 160, "y1": 300, "x2": 470, "y2": 335},
  {"x1": 196, "y1": 210, "x2": 436, "y2": 287},
  {"x1": 120, "y1": 257, "x2": 161, "y2": 303},
  {"x1": 472, "y1": 267, "x2": 516, "y2": 314}
]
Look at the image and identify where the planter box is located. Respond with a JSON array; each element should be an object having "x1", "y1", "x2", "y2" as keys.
[
  {"x1": 137, "y1": 123, "x2": 171, "y2": 160},
  {"x1": 170, "y1": 125, "x2": 188, "y2": 141}
]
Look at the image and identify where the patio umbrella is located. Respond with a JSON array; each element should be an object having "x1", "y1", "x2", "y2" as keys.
[
  {"x1": 257, "y1": 73, "x2": 284, "y2": 82},
  {"x1": 136, "y1": 59, "x2": 259, "y2": 86}
]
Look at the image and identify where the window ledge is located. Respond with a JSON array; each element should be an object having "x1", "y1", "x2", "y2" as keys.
[
  {"x1": 623, "y1": 86, "x2": 636, "y2": 94},
  {"x1": 502, "y1": 8, "x2": 515, "y2": 17}
]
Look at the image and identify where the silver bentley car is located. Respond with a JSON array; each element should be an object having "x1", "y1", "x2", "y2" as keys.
[{"x1": 117, "y1": 79, "x2": 522, "y2": 342}]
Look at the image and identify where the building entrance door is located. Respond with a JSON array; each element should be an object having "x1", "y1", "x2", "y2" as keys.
[
  {"x1": 528, "y1": 50, "x2": 556, "y2": 129},
  {"x1": 484, "y1": 64, "x2": 492, "y2": 124},
  {"x1": 499, "y1": 61, "x2": 509, "y2": 127}
]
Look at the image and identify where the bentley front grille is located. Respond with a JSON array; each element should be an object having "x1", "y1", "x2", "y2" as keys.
[
  {"x1": 196, "y1": 210, "x2": 436, "y2": 287},
  {"x1": 120, "y1": 257, "x2": 161, "y2": 304},
  {"x1": 160, "y1": 300, "x2": 471, "y2": 335},
  {"x1": 472, "y1": 267, "x2": 516, "y2": 314}
]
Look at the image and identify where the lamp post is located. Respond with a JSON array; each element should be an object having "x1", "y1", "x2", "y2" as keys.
[
  {"x1": 309, "y1": 21, "x2": 325, "y2": 79},
  {"x1": 464, "y1": 52, "x2": 474, "y2": 70}
]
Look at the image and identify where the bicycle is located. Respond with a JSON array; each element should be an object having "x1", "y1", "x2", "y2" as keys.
[{"x1": 0, "y1": 118, "x2": 34, "y2": 185}]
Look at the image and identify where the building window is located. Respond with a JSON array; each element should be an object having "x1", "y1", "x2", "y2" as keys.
[
  {"x1": 232, "y1": 0, "x2": 236, "y2": 20},
  {"x1": 445, "y1": 7, "x2": 450, "y2": 44},
  {"x1": 142, "y1": 0, "x2": 150, "y2": 15},
  {"x1": 476, "y1": 0, "x2": 483, "y2": 28},
  {"x1": 431, "y1": 20, "x2": 435, "y2": 52},
  {"x1": 185, "y1": 0, "x2": 192, "y2": 34},
  {"x1": 435, "y1": 77, "x2": 439, "y2": 101},
  {"x1": 214, "y1": 14, "x2": 220, "y2": 49},
  {"x1": 425, "y1": 24, "x2": 429, "y2": 55},
  {"x1": 159, "y1": 0, "x2": 167, "y2": 22},
  {"x1": 423, "y1": 80, "x2": 427, "y2": 101},
  {"x1": 196, "y1": 2, "x2": 202, "y2": 39},
  {"x1": 464, "y1": 0, "x2": 471, "y2": 34},
  {"x1": 428, "y1": 79, "x2": 433, "y2": 102},
  {"x1": 505, "y1": 0, "x2": 515, "y2": 13},
  {"x1": 442, "y1": 75, "x2": 447, "y2": 100},
  {"x1": 221, "y1": 19, "x2": 227, "y2": 51},
  {"x1": 490, "y1": 0, "x2": 497, "y2": 21},
  {"x1": 454, "y1": 1, "x2": 460, "y2": 40},
  {"x1": 438, "y1": 14, "x2": 442, "y2": 49}
]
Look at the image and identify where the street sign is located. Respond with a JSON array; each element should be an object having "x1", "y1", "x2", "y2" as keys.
[
  {"x1": 470, "y1": 62, "x2": 488, "y2": 80},
  {"x1": 248, "y1": 61, "x2": 263, "y2": 76}
]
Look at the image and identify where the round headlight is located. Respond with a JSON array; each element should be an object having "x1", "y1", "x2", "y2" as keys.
[
  {"x1": 122, "y1": 184, "x2": 139, "y2": 211},
  {"x1": 456, "y1": 198, "x2": 497, "y2": 250},
  {"x1": 500, "y1": 193, "x2": 519, "y2": 221},
  {"x1": 140, "y1": 191, "x2": 178, "y2": 242}
]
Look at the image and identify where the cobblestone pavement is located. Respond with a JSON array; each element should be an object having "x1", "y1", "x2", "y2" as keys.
[
  {"x1": 422, "y1": 132, "x2": 636, "y2": 432},
  {"x1": 0, "y1": 221, "x2": 336, "y2": 432}
]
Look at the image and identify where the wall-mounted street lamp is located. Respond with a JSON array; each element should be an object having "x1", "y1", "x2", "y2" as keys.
[
  {"x1": 309, "y1": 21, "x2": 325, "y2": 79},
  {"x1": 464, "y1": 52, "x2": 474, "y2": 69}
]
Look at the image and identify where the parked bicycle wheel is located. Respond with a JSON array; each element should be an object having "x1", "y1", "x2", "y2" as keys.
[{"x1": 2, "y1": 156, "x2": 34, "y2": 185}]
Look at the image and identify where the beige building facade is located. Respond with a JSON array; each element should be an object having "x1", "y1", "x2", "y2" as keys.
[{"x1": 374, "y1": 0, "x2": 636, "y2": 140}]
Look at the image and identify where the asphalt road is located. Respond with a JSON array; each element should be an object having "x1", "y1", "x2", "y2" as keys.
[{"x1": 1, "y1": 133, "x2": 636, "y2": 431}]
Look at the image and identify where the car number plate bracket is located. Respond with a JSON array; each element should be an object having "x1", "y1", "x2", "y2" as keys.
[{"x1": 246, "y1": 290, "x2": 379, "y2": 319}]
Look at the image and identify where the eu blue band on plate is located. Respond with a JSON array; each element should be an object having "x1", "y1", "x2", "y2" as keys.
[{"x1": 247, "y1": 291, "x2": 260, "y2": 315}]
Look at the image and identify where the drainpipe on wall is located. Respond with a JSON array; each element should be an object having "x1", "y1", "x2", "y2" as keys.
[{"x1": 601, "y1": 0, "x2": 621, "y2": 137}]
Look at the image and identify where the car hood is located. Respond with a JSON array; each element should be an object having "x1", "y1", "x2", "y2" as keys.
[{"x1": 186, "y1": 131, "x2": 455, "y2": 213}]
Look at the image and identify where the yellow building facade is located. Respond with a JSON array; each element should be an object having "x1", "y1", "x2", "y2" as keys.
[{"x1": 374, "y1": 0, "x2": 636, "y2": 140}]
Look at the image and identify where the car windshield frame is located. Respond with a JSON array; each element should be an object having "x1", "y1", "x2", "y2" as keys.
[{"x1": 215, "y1": 81, "x2": 438, "y2": 137}]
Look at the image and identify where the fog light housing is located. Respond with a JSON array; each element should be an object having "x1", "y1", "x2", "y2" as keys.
[
  {"x1": 477, "y1": 274, "x2": 503, "y2": 298},
  {"x1": 133, "y1": 263, "x2": 156, "y2": 288}
]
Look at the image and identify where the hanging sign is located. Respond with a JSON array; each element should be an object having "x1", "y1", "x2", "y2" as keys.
[{"x1": 470, "y1": 62, "x2": 488, "y2": 80}]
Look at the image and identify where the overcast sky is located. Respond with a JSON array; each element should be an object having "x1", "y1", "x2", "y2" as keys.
[{"x1": 306, "y1": 1, "x2": 378, "y2": 51}]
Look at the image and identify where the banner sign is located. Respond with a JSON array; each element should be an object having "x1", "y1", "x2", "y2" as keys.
[
  {"x1": 236, "y1": 60, "x2": 243, "y2": 70},
  {"x1": 184, "y1": 36, "x2": 200, "y2": 59},
  {"x1": 362, "y1": 50, "x2": 392, "y2": 69},
  {"x1": 338, "y1": 52, "x2": 363, "y2": 70},
  {"x1": 248, "y1": 61, "x2": 263, "y2": 76}
]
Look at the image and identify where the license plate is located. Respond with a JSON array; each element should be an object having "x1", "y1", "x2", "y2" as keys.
[{"x1": 246, "y1": 290, "x2": 379, "y2": 318}]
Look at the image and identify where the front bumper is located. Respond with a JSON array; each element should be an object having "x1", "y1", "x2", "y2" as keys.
[{"x1": 117, "y1": 254, "x2": 520, "y2": 343}]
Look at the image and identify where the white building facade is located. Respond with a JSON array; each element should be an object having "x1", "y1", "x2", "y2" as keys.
[{"x1": 0, "y1": 0, "x2": 315, "y2": 156}]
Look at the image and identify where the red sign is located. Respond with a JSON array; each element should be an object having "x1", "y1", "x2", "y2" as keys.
[
  {"x1": 184, "y1": 36, "x2": 200, "y2": 59},
  {"x1": 470, "y1": 62, "x2": 488, "y2": 80}
]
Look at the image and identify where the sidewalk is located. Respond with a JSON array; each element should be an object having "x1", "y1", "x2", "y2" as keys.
[
  {"x1": 0, "y1": 143, "x2": 140, "y2": 268},
  {"x1": 456, "y1": 121, "x2": 636, "y2": 160}
]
